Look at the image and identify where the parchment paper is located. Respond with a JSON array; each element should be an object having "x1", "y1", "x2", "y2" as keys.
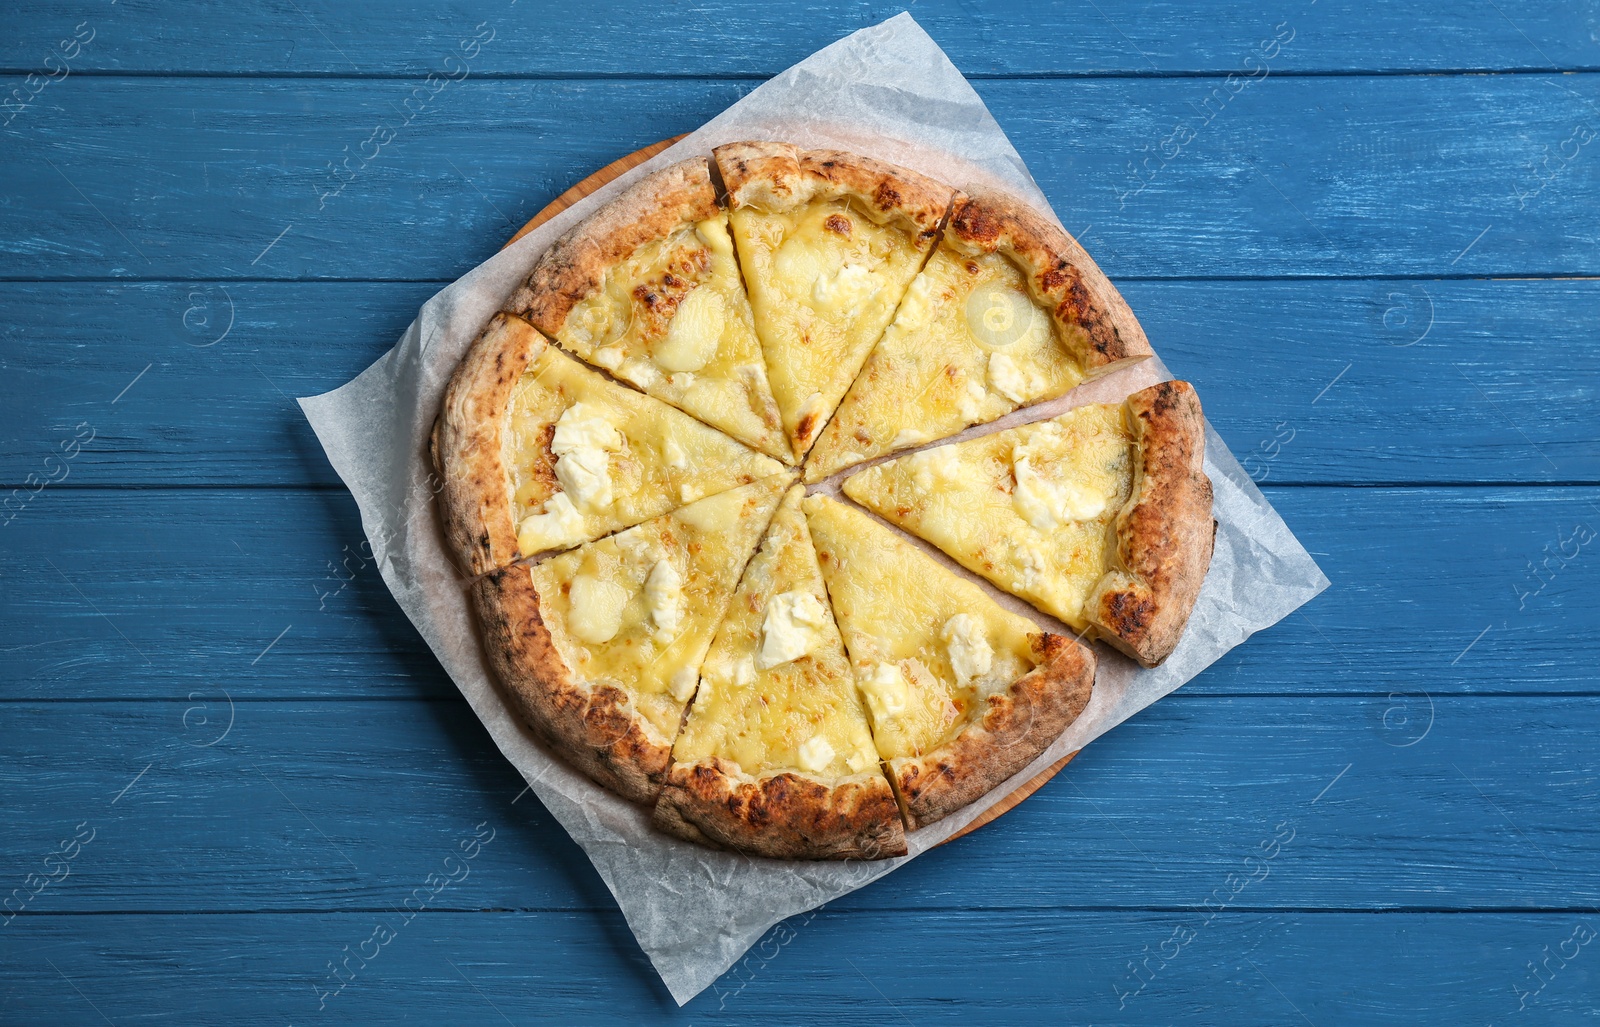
[{"x1": 298, "y1": 13, "x2": 1329, "y2": 1006}]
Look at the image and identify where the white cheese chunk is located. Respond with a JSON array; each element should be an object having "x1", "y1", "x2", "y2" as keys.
[
  {"x1": 733, "y1": 657, "x2": 756, "y2": 688},
  {"x1": 662, "y1": 435, "x2": 688, "y2": 471},
  {"x1": 669, "y1": 666, "x2": 699, "y2": 703},
  {"x1": 986, "y1": 351, "x2": 1035, "y2": 405},
  {"x1": 590, "y1": 346, "x2": 624, "y2": 371},
  {"x1": 796, "y1": 734, "x2": 835, "y2": 774},
  {"x1": 858, "y1": 661, "x2": 910, "y2": 721},
  {"x1": 567, "y1": 574, "x2": 629, "y2": 644},
  {"x1": 957, "y1": 376, "x2": 987, "y2": 421},
  {"x1": 893, "y1": 274, "x2": 935, "y2": 332},
  {"x1": 890, "y1": 428, "x2": 929, "y2": 450},
  {"x1": 909, "y1": 444, "x2": 960, "y2": 492},
  {"x1": 757, "y1": 590, "x2": 828, "y2": 669},
  {"x1": 1011, "y1": 447, "x2": 1109, "y2": 531},
  {"x1": 550, "y1": 403, "x2": 623, "y2": 511},
  {"x1": 811, "y1": 262, "x2": 879, "y2": 314},
  {"x1": 941, "y1": 614, "x2": 994, "y2": 687},
  {"x1": 645, "y1": 559, "x2": 684, "y2": 636},
  {"x1": 517, "y1": 492, "x2": 587, "y2": 553},
  {"x1": 655, "y1": 286, "x2": 724, "y2": 372}
]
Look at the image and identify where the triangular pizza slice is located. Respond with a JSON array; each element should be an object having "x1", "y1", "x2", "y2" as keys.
[
  {"x1": 714, "y1": 141, "x2": 956, "y2": 460},
  {"x1": 512, "y1": 157, "x2": 792, "y2": 463},
  {"x1": 842, "y1": 381, "x2": 1214, "y2": 667},
  {"x1": 433, "y1": 312, "x2": 785, "y2": 575},
  {"x1": 804, "y1": 495, "x2": 1096, "y2": 831},
  {"x1": 653, "y1": 484, "x2": 906, "y2": 859},
  {"x1": 805, "y1": 193, "x2": 1153, "y2": 481},
  {"x1": 472, "y1": 475, "x2": 791, "y2": 803}
]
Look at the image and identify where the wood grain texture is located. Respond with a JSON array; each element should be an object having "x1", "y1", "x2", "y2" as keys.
[
  {"x1": 3, "y1": 696, "x2": 1597, "y2": 913},
  {"x1": 2, "y1": 279, "x2": 1595, "y2": 487},
  {"x1": 3, "y1": 75, "x2": 1599, "y2": 280},
  {"x1": 2, "y1": 1, "x2": 1597, "y2": 1020},
  {"x1": 501, "y1": 135, "x2": 685, "y2": 248},
  {"x1": 3, "y1": 1, "x2": 1595, "y2": 75},
  {"x1": 3, "y1": 910, "x2": 1597, "y2": 1024},
  {"x1": 2, "y1": 487, "x2": 1595, "y2": 700}
]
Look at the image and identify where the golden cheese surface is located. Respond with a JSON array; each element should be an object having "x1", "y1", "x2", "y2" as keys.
[
  {"x1": 671, "y1": 486, "x2": 879, "y2": 780},
  {"x1": 805, "y1": 244, "x2": 1087, "y2": 481},
  {"x1": 842, "y1": 402, "x2": 1133, "y2": 629},
  {"x1": 505, "y1": 345, "x2": 785, "y2": 556},
  {"x1": 531, "y1": 476, "x2": 789, "y2": 743},
  {"x1": 804, "y1": 495, "x2": 1039, "y2": 760},
  {"x1": 555, "y1": 215, "x2": 791, "y2": 463},
  {"x1": 730, "y1": 199, "x2": 931, "y2": 459}
]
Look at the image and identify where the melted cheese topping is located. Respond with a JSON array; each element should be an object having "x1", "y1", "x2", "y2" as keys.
[
  {"x1": 842, "y1": 402, "x2": 1133, "y2": 629},
  {"x1": 730, "y1": 198, "x2": 932, "y2": 458},
  {"x1": 803, "y1": 494, "x2": 1040, "y2": 761},
  {"x1": 671, "y1": 487, "x2": 878, "y2": 780},
  {"x1": 805, "y1": 245, "x2": 1088, "y2": 482},
  {"x1": 507, "y1": 345, "x2": 785, "y2": 556},
  {"x1": 553, "y1": 216, "x2": 790, "y2": 462},
  {"x1": 531, "y1": 476, "x2": 789, "y2": 743}
]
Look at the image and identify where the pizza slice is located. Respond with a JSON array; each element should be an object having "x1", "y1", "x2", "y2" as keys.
[
  {"x1": 713, "y1": 141, "x2": 956, "y2": 460},
  {"x1": 433, "y1": 312, "x2": 786, "y2": 575},
  {"x1": 472, "y1": 475, "x2": 790, "y2": 803},
  {"x1": 842, "y1": 381, "x2": 1214, "y2": 667},
  {"x1": 512, "y1": 157, "x2": 791, "y2": 463},
  {"x1": 804, "y1": 495, "x2": 1096, "y2": 831},
  {"x1": 805, "y1": 192, "x2": 1153, "y2": 481},
  {"x1": 652, "y1": 485, "x2": 906, "y2": 860}
]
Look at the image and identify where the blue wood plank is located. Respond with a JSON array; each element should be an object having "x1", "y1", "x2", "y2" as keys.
[
  {"x1": 3, "y1": 279, "x2": 1596, "y2": 487},
  {"x1": 2, "y1": 695, "x2": 1596, "y2": 915},
  {"x1": 2, "y1": 909, "x2": 1595, "y2": 1023},
  {"x1": 2, "y1": 486, "x2": 1594, "y2": 700},
  {"x1": 2, "y1": 0, "x2": 1594, "y2": 76},
  {"x1": 2, "y1": 74, "x2": 1598, "y2": 280}
]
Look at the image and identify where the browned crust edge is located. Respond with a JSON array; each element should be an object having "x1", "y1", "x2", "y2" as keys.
[
  {"x1": 509, "y1": 156, "x2": 720, "y2": 335},
  {"x1": 431, "y1": 312, "x2": 546, "y2": 578},
  {"x1": 1087, "y1": 380, "x2": 1216, "y2": 667},
  {"x1": 947, "y1": 191, "x2": 1153, "y2": 379},
  {"x1": 652, "y1": 758, "x2": 909, "y2": 860},
  {"x1": 713, "y1": 140, "x2": 954, "y2": 239},
  {"x1": 471, "y1": 565, "x2": 673, "y2": 805},
  {"x1": 891, "y1": 632, "x2": 1097, "y2": 832}
]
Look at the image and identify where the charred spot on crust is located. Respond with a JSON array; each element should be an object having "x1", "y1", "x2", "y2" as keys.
[
  {"x1": 1103, "y1": 590, "x2": 1156, "y2": 637},
  {"x1": 873, "y1": 181, "x2": 902, "y2": 211},
  {"x1": 823, "y1": 213, "x2": 852, "y2": 236},
  {"x1": 1141, "y1": 381, "x2": 1183, "y2": 418},
  {"x1": 952, "y1": 203, "x2": 1002, "y2": 246}
]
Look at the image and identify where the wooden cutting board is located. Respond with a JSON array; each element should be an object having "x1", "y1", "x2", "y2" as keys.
[{"x1": 504, "y1": 137, "x2": 1079, "y2": 845}]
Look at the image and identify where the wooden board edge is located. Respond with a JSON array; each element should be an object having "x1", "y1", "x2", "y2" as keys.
[{"x1": 501, "y1": 134, "x2": 688, "y2": 250}]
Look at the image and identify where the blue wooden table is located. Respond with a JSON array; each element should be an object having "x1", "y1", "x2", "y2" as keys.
[{"x1": 3, "y1": 2, "x2": 1597, "y2": 1022}]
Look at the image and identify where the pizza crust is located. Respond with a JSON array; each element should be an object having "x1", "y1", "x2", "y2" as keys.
[
  {"x1": 653, "y1": 758, "x2": 908, "y2": 860},
  {"x1": 947, "y1": 192, "x2": 1152, "y2": 380},
  {"x1": 1086, "y1": 380, "x2": 1215, "y2": 667},
  {"x1": 472, "y1": 564, "x2": 674, "y2": 804},
  {"x1": 714, "y1": 140, "x2": 952, "y2": 239},
  {"x1": 890, "y1": 632, "x2": 1096, "y2": 831},
  {"x1": 431, "y1": 312, "x2": 545, "y2": 578},
  {"x1": 510, "y1": 157, "x2": 721, "y2": 335}
]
